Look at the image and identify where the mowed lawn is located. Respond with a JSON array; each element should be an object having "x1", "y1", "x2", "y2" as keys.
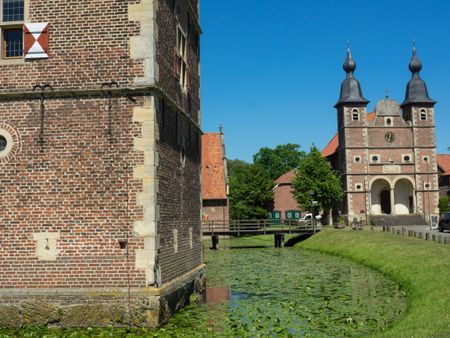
[{"x1": 299, "y1": 229, "x2": 450, "y2": 337}]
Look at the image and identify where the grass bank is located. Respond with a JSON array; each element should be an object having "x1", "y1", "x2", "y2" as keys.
[{"x1": 299, "y1": 230, "x2": 450, "y2": 337}]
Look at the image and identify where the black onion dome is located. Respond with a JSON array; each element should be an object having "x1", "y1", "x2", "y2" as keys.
[
  {"x1": 335, "y1": 48, "x2": 369, "y2": 108},
  {"x1": 402, "y1": 47, "x2": 436, "y2": 106}
]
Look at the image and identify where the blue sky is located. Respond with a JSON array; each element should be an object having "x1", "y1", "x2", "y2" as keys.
[{"x1": 200, "y1": 0, "x2": 450, "y2": 162}]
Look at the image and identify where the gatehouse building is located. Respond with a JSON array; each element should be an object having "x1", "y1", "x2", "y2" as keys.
[{"x1": 329, "y1": 47, "x2": 440, "y2": 225}]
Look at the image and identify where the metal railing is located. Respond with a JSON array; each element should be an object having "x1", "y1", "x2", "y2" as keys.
[{"x1": 202, "y1": 219, "x2": 316, "y2": 236}]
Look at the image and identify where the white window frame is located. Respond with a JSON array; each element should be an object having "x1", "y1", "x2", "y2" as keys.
[
  {"x1": 351, "y1": 108, "x2": 359, "y2": 121},
  {"x1": 0, "y1": 0, "x2": 27, "y2": 61},
  {"x1": 385, "y1": 117, "x2": 393, "y2": 127},
  {"x1": 176, "y1": 25, "x2": 188, "y2": 90},
  {"x1": 370, "y1": 154, "x2": 380, "y2": 163},
  {"x1": 420, "y1": 109, "x2": 427, "y2": 121},
  {"x1": 355, "y1": 183, "x2": 363, "y2": 191},
  {"x1": 402, "y1": 154, "x2": 412, "y2": 163},
  {"x1": 353, "y1": 155, "x2": 361, "y2": 164}
]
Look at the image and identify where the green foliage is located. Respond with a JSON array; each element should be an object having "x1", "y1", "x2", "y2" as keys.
[
  {"x1": 301, "y1": 230, "x2": 450, "y2": 337},
  {"x1": 253, "y1": 143, "x2": 306, "y2": 180},
  {"x1": 438, "y1": 196, "x2": 449, "y2": 214},
  {"x1": 292, "y1": 146, "x2": 343, "y2": 211},
  {"x1": 226, "y1": 158, "x2": 250, "y2": 178},
  {"x1": 229, "y1": 163, "x2": 273, "y2": 219}
]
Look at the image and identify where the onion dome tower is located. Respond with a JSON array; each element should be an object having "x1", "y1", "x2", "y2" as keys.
[
  {"x1": 335, "y1": 48, "x2": 369, "y2": 107},
  {"x1": 402, "y1": 46, "x2": 436, "y2": 106}
]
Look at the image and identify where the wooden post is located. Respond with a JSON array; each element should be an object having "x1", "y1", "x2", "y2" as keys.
[
  {"x1": 274, "y1": 234, "x2": 284, "y2": 248},
  {"x1": 211, "y1": 235, "x2": 219, "y2": 250}
]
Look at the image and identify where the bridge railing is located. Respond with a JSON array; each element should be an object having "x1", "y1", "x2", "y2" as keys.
[{"x1": 202, "y1": 219, "x2": 314, "y2": 235}]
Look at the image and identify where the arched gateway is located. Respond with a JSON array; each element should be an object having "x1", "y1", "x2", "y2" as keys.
[{"x1": 370, "y1": 178, "x2": 415, "y2": 216}]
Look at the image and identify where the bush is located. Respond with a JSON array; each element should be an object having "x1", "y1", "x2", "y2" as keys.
[{"x1": 439, "y1": 196, "x2": 449, "y2": 214}]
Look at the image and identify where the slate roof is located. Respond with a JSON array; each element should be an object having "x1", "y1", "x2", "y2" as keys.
[
  {"x1": 201, "y1": 133, "x2": 227, "y2": 200},
  {"x1": 402, "y1": 47, "x2": 436, "y2": 106},
  {"x1": 335, "y1": 48, "x2": 369, "y2": 107}
]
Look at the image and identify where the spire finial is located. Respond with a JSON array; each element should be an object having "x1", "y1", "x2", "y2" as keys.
[
  {"x1": 402, "y1": 43, "x2": 435, "y2": 106},
  {"x1": 343, "y1": 45, "x2": 356, "y2": 75},
  {"x1": 335, "y1": 47, "x2": 369, "y2": 107},
  {"x1": 409, "y1": 42, "x2": 422, "y2": 73},
  {"x1": 384, "y1": 88, "x2": 390, "y2": 99}
]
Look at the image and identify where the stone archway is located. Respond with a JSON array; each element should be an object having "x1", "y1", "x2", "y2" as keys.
[
  {"x1": 370, "y1": 178, "x2": 392, "y2": 215},
  {"x1": 394, "y1": 179, "x2": 415, "y2": 215}
]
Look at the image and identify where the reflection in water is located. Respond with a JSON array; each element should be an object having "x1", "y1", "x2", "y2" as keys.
[
  {"x1": 206, "y1": 287, "x2": 230, "y2": 305},
  {"x1": 161, "y1": 239, "x2": 407, "y2": 337}
]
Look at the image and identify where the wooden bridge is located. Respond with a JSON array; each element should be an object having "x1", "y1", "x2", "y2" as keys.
[{"x1": 202, "y1": 219, "x2": 320, "y2": 248}]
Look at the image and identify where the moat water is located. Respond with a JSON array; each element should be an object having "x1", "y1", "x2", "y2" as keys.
[
  {"x1": 0, "y1": 236, "x2": 407, "y2": 337},
  {"x1": 155, "y1": 236, "x2": 407, "y2": 337}
]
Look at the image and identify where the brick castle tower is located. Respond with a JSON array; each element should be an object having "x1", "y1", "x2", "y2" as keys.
[
  {"x1": 335, "y1": 47, "x2": 439, "y2": 226},
  {"x1": 0, "y1": 0, "x2": 204, "y2": 327}
]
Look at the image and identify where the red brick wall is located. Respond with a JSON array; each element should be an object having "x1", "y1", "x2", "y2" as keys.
[
  {"x1": 273, "y1": 184, "x2": 301, "y2": 219},
  {"x1": 1, "y1": 0, "x2": 142, "y2": 93},
  {"x1": 202, "y1": 199, "x2": 229, "y2": 223},
  {"x1": 156, "y1": 99, "x2": 202, "y2": 284},
  {"x1": 0, "y1": 0, "x2": 203, "y2": 291},
  {"x1": 157, "y1": 0, "x2": 201, "y2": 124},
  {"x1": 337, "y1": 104, "x2": 439, "y2": 218},
  {"x1": 0, "y1": 97, "x2": 146, "y2": 288}
]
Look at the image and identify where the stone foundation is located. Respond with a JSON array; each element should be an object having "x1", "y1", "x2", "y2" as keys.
[{"x1": 0, "y1": 265, "x2": 205, "y2": 328}]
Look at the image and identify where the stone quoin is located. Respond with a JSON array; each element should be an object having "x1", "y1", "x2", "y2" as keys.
[{"x1": 0, "y1": 0, "x2": 204, "y2": 327}]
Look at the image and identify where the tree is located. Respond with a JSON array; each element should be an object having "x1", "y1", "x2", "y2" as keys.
[
  {"x1": 229, "y1": 163, "x2": 274, "y2": 219},
  {"x1": 253, "y1": 143, "x2": 306, "y2": 180},
  {"x1": 439, "y1": 196, "x2": 449, "y2": 214},
  {"x1": 227, "y1": 159, "x2": 250, "y2": 178},
  {"x1": 292, "y1": 146, "x2": 343, "y2": 212}
]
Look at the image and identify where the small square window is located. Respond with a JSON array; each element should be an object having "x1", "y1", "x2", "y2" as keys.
[
  {"x1": 2, "y1": 0, "x2": 24, "y2": 22},
  {"x1": 423, "y1": 156, "x2": 429, "y2": 163},
  {"x1": 355, "y1": 184, "x2": 363, "y2": 191},
  {"x1": 424, "y1": 183, "x2": 430, "y2": 190}
]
